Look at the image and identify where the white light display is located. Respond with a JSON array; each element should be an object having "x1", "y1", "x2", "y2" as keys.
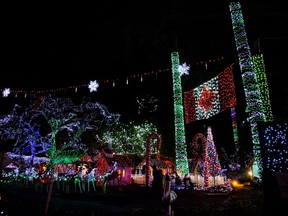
[
  {"x1": 2, "y1": 88, "x2": 10, "y2": 97},
  {"x1": 178, "y1": 63, "x2": 190, "y2": 77},
  {"x1": 88, "y1": 80, "x2": 99, "y2": 92}
]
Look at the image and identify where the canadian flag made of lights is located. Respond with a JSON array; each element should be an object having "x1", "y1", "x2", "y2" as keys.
[{"x1": 183, "y1": 64, "x2": 236, "y2": 124}]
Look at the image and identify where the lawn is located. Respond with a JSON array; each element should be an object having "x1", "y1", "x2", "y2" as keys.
[{"x1": 0, "y1": 182, "x2": 267, "y2": 216}]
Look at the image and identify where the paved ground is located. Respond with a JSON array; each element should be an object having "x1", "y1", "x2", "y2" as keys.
[{"x1": 0, "y1": 182, "x2": 268, "y2": 216}]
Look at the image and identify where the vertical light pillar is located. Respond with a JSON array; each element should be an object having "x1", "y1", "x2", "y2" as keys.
[
  {"x1": 229, "y1": 2, "x2": 266, "y2": 178},
  {"x1": 231, "y1": 107, "x2": 239, "y2": 153},
  {"x1": 171, "y1": 51, "x2": 189, "y2": 176},
  {"x1": 252, "y1": 54, "x2": 273, "y2": 122}
]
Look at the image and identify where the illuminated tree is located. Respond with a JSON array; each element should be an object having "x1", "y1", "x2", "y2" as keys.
[
  {"x1": 31, "y1": 95, "x2": 120, "y2": 167},
  {"x1": 37, "y1": 95, "x2": 120, "y2": 214},
  {"x1": 203, "y1": 126, "x2": 222, "y2": 188},
  {"x1": 192, "y1": 129, "x2": 223, "y2": 189},
  {"x1": 0, "y1": 102, "x2": 50, "y2": 166},
  {"x1": 98, "y1": 120, "x2": 158, "y2": 156},
  {"x1": 0, "y1": 95, "x2": 120, "y2": 214}
]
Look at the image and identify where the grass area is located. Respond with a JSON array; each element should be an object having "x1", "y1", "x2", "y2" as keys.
[{"x1": 0, "y1": 182, "x2": 266, "y2": 215}]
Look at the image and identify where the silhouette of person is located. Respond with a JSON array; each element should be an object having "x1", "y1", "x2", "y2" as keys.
[{"x1": 152, "y1": 164, "x2": 163, "y2": 191}]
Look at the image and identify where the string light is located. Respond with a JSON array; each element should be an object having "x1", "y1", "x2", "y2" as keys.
[
  {"x1": 0, "y1": 57, "x2": 225, "y2": 98},
  {"x1": 259, "y1": 122, "x2": 288, "y2": 173}
]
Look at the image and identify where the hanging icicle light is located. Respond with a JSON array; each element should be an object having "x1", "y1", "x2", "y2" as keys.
[{"x1": 0, "y1": 56, "x2": 225, "y2": 98}]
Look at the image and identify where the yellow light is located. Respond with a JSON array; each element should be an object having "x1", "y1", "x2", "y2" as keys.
[
  {"x1": 232, "y1": 179, "x2": 245, "y2": 188},
  {"x1": 232, "y1": 180, "x2": 238, "y2": 186}
]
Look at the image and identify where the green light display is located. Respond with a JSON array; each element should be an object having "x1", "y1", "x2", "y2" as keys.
[
  {"x1": 229, "y1": 2, "x2": 267, "y2": 178},
  {"x1": 171, "y1": 51, "x2": 189, "y2": 176},
  {"x1": 252, "y1": 54, "x2": 274, "y2": 122}
]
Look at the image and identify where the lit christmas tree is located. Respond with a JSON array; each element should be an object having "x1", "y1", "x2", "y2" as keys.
[{"x1": 203, "y1": 126, "x2": 222, "y2": 188}]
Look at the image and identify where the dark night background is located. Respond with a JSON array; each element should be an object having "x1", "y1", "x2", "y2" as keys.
[{"x1": 1, "y1": 0, "x2": 287, "y2": 161}]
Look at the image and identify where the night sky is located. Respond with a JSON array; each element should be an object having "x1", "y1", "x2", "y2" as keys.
[{"x1": 1, "y1": 0, "x2": 287, "y2": 159}]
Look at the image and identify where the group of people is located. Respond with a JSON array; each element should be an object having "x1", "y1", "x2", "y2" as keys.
[{"x1": 151, "y1": 165, "x2": 194, "y2": 190}]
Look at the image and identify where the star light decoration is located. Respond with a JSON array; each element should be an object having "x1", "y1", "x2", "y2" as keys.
[
  {"x1": 2, "y1": 88, "x2": 11, "y2": 97},
  {"x1": 88, "y1": 80, "x2": 99, "y2": 92},
  {"x1": 178, "y1": 63, "x2": 190, "y2": 76}
]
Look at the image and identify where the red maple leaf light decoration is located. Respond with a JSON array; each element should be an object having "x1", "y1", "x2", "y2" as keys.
[{"x1": 198, "y1": 86, "x2": 216, "y2": 113}]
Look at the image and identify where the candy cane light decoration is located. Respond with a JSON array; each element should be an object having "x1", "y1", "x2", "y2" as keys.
[
  {"x1": 192, "y1": 133, "x2": 209, "y2": 188},
  {"x1": 145, "y1": 132, "x2": 162, "y2": 187}
]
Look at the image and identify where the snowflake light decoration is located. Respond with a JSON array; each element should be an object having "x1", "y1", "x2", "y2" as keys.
[
  {"x1": 88, "y1": 80, "x2": 99, "y2": 92},
  {"x1": 136, "y1": 95, "x2": 158, "y2": 114},
  {"x1": 2, "y1": 88, "x2": 11, "y2": 97},
  {"x1": 178, "y1": 63, "x2": 190, "y2": 76}
]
